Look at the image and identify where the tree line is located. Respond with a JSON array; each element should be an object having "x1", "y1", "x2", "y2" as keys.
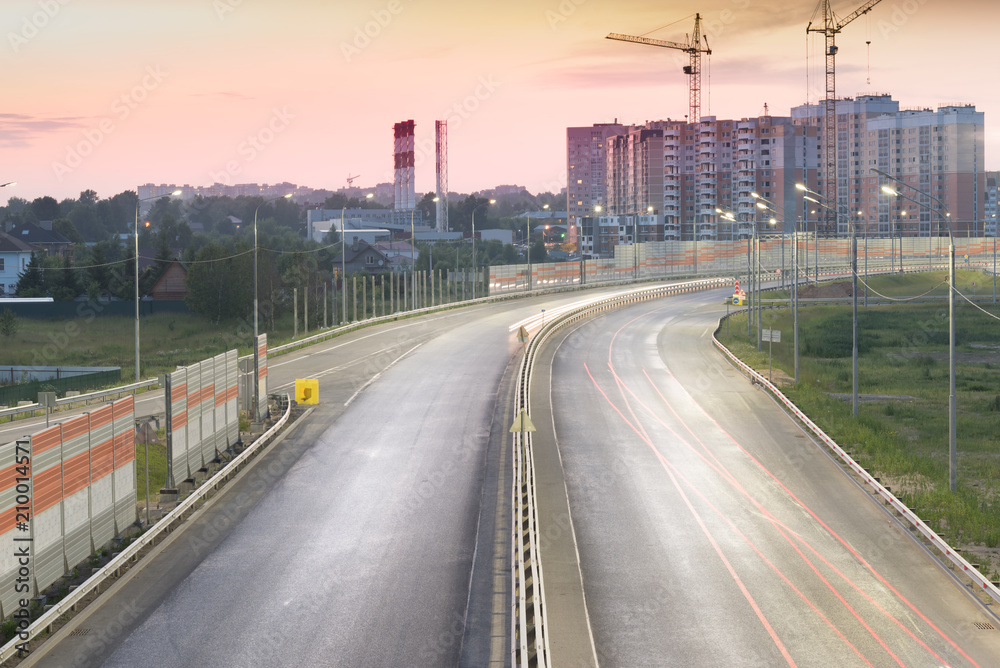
[{"x1": 3, "y1": 188, "x2": 559, "y2": 325}]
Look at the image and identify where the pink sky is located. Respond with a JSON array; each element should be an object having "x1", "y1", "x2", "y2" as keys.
[{"x1": 2, "y1": 0, "x2": 997, "y2": 206}]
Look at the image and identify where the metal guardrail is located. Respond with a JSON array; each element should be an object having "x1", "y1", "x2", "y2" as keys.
[
  {"x1": 0, "y1": 393, "x2": 293, "y2": 663},
  {"x1": 511, "y1": 276, "x2": 732, "y2": 667},
  {"x1": 711, "y1": 334, "x2": 1000, "y2": 605},
  {"x1": 0, "y1": 379, "x2": 159, "y2": 422}
]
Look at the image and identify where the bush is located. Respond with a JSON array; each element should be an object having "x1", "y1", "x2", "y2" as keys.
[{"x1": 0, "y1": 308, "x2": 17, "y2": 337}]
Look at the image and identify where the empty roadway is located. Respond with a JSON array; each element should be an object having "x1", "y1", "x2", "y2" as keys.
[
  {"x1": 19, "y1": 287, "x2": 628, "y2": 667},
  {"x1": 543, "y1": 286, "x2": 1000, "y2": 666}
]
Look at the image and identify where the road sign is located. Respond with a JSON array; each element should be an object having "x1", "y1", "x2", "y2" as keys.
[
  {"x1": 734, "y1": 280, "x2": 740, "y2": 292},
  {"x1": 762, "y1": 328, "x2": 781, "y2": 343},
  {"x1": 517, "y1": 326, "x2": 530, "y2": 343},
  {"x1": 509, "y1": 409, "x2": 536, "y2": 433}
]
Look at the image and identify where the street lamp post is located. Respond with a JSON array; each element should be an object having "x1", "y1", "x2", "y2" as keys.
[
  {"x1": 799, "y1": 185, "x2": 860, "y2": 413},
  {"x1": 752, "y1": 194, "x2": 786, "y2": 351},
  {"x1": 341, "y1": 193, "x2": 374, "y2": 319},
  {"x1": 134, "y1": 189, "x2": 181, "y2": 382},
  {"x1": 410, "y1": 209, "x2": 415, "y2": 310},
  {"x1": 471, "y1": 199, "x2": 495, "y2": 299},
  {"x1": 876, "y1": 169, "x2": 957, "y2": 492},
  {"x1": 253, "y1": 193, "x2": 292, "y2": 421}
]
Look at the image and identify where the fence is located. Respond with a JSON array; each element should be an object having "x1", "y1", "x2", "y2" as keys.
[
  {"x1": 0, "y1": 369, "x2": 122, "y2": 407},
  {"x1": 163, "y1": 350, "x2": 239, "y2": 489},
  {"x1": 489, "y1": 236, "x2": 997, "y2": 295},
  {"x1": 0, "y1": 396, "x2": 135, "y2": 617},
  {"x1": 0, "y1": 300, "x2": 188, "y2": 319}
]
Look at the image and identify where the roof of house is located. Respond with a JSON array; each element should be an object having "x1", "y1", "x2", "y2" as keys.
[
  {"x1": 333, "y1": 239, "x2": 392, "y2": 265},
  {"x1": 148, "y1": 259, "x2": 189, "y2": 300},
  {"x1": 0, "y1": 232, "x2": 35, "y2": 253},
  {"x1": 9, "y1": 222, "x2": 71, "y2": 245}
]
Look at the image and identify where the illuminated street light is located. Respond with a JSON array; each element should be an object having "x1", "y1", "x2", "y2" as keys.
[
  {"x1": 877, "y1": 169, "x2": 958, "y2": 492},
  {"x1": 252, "y1": 192, "x2": 292, "y2": 421},
  {"x1": 134, "y1": 189, "x2": 181, "y2": 381},
  {"x1": 471, "y1": 199, "x2": 495, "y2": 298},
  {"x1": 343, "y1": 193, "x2": 374, "y2": 319}
]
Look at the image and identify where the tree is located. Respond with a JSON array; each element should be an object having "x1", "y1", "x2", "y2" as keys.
[
  {"x1": 30, "y1": 196, "x2": 61, "y2": 222},
  {"x1": 530, "y1": 238, "x2": 547, "y2": 263},
  {"x1": 321, "y1": 194, "x2": 382, "y2": 210},
  {"x1": 0, "y1": 309, "x2": 17, "y2": 337},
  {"x1": 52, "y1": 217, "x2": 84, "y2": 244},
  {"x1": 185, "y1": 241, "x2": 253, "y2": 323},
  {"x1": 69, "y1": 203, "x2": 104, "y2": 240},
  {"x1": 78, "y1": 189, "x2": 99, "y2": 207},
  {"x1": 502, "y1": 244, "x2": 517, "y2": 264},
  {"x1": 417, "y1": 192, "x2": 437, "y2": 226},
  {"x1": 145, "y1": 196, "x2": 184, "y2": 226},
  {"x1": 45, "y1": 255, "x2": 78, "y2": 301},
  {"x1": 15, "y1": 253, "x2": 46, "y2": 297},
  {"x1": 451, "y1": 195, "x2": 492, "y2": 234}
]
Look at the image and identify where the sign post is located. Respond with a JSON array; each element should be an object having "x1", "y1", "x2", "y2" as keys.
[{"x1": 762, "y1": 328, "x2": 781, "y2": 383}]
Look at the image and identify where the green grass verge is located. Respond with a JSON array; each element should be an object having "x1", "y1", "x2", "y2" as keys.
[
  {"x1": 134, "y1": 432, "x2": 168, "y2": 504},
  {"x1": 719, "y1": 272, "x2": 1000, "y2": 577}
]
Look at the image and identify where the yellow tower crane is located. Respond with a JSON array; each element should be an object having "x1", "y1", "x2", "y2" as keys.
[
  {"x1": 607, "y1": 13, "x2": 711, "y2": 123},
  {"x1": 806, "y1": 0, "x2": 883, "y2": 235}
]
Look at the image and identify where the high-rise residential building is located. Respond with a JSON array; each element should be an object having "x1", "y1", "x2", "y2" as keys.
[
  {"x1": 792, "y1": 95, "x2": 984, "y2": 237},
  {"x1": 569, "y1": 93, "x2": 984, "y2": 255},
  {"x1": 567, "y1": 122, "x2": 626, "y2": 249},
  {"x1": 985, "y1": 171, "x2": 999, "y2": 237},
  {"x1": 570, "y1": 114, "x2": 817, "y2": 255},
  {"x1": 731, "y1": 115, "x2": 818, "y2": 238}
]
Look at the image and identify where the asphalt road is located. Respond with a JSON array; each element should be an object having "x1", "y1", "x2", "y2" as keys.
[
  {"x1": 18, "y1": 287, "x2": 631, "y2": 668},
  {"x1": 547, "y1": 286, "x2": 1000, "y2": 666}
]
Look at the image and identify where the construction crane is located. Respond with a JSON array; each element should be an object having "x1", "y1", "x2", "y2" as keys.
[
  {"x1": 807, "y1": 0, "x2": 883, "y2": 234},
  {"x1": 607, "y1": 13, "x2": 711, "y2": 124},
  {"x1": 346, "y1": 174, "x2": 360, "y2": 187}
]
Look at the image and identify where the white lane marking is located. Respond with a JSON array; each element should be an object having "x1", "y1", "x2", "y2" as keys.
[
  {"x1": 269, "y1": 309, "x2": 484, "y2": 368},
  {"x1": 344, "y1": 342, "x2": 424, "y2": 407}
]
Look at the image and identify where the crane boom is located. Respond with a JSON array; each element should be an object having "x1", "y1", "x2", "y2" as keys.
[
  {"x1": 606, "y1": 33, "x2": 689, "y2": 52},
  {"x1": 807, "y1": 0, "x2": 883, "y2": 235},
  {"x1": 838, "y1": 0, "x2": 883, "y2": 29},
  {"x1": 606, "y1": 13, "x2": 711, "y2": 123}
]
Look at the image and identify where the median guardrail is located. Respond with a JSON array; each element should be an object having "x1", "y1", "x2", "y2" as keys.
[
  {"x1": 712, "y1": 331, "x2": 1000, "y2": 605},
  {"x1": 0, "y1": 378, "x2": 160, "y2": 422},
  {"x1": 0, "y1": 393, "x2": 293, "y2": 663}
]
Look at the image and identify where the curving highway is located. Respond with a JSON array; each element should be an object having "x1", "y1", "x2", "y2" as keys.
[
  {"x1": 20, "y1": 289, "x2": 628, "y2": 668},
  {"x1": 543, "y1": 286, "x2": 1000, "y2": 666},
  {"x1": 17, "y1": 281, "x2": 1000, "y2": 667}
]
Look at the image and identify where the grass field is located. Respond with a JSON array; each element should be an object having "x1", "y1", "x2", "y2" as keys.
[
  {"x1": 719, "y1": 270, "x2": 1000, "y2": 577},
  {"x1": 0, "y1": 310, "x2": 310, "y2": 381}
]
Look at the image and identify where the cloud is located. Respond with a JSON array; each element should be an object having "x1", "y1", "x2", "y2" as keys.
[{"x1": 0, "y1": 113, "x2": 88, "y2": 148}]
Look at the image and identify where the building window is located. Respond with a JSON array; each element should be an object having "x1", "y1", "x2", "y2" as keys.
[{"x1": 0, "y1": 258, "x2": 4, "y2": 271}]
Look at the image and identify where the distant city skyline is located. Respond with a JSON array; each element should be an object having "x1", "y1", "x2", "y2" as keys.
[{"x1": 2, "y1": 0, "x2": 996, "y2": 205}]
